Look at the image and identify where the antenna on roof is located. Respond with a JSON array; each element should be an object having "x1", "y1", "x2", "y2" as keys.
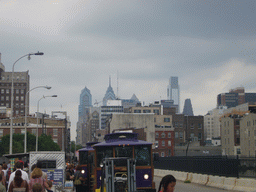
[{"x1": 117, "y1": 70, "x2": 119, "y2": 99}]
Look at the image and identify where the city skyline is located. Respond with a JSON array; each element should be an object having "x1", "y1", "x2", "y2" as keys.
[{"x1": 1, "y1": 1, "x2": 256, "y2": 140}]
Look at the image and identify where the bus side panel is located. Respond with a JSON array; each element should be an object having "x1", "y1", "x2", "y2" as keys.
[
  {"x1": 136, "y1": 168, "x2": 153, "y2": 188},
  {"x1": 96, "y1": 170, "x2": 102, "y2": 189}
]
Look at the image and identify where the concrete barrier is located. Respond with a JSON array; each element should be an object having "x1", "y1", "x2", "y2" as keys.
[
  {"x1": 187, "y1": 172, "x2": 193, "y2": 182},
  {"x1": 192, "y1": 173, "x2": 201, "y2": 184},
  {"x1": 233, "y1": 178, "x2": 256, "y2": 191},
  {"x1": 223, "y1": 177, "x2": 236, "y2": 190},
  {"x1": 206, "y1": 176, "x2": 225, "y2": 188},
  {"x1": 197, "y1": 174, "x2": 209, "y2": 185}
]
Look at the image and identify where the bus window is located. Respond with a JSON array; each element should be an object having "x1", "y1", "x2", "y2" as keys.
[
  {"x1": 134, "y1": 146, "x2": 151, "y2": 166},
  {"x1": 79, "y1": 151, "x2": 88, "y2": 164},
  {"x1": 115, "y1": 146, "x2": 133, "y2": 158},
  {"x1": 96, "y1": 147, "x2": 113, "y2": 167}
]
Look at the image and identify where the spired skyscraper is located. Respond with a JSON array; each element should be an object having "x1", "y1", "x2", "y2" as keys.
[
  {"x1": 167, "y1": 76, "x2": 180, "y2": 113},
  {"x1": 103, "y1": 76, "x2": 116, "y2": 106},
  {"x1": 76, "y1": 86, "x2": 92, "y2": 146}
]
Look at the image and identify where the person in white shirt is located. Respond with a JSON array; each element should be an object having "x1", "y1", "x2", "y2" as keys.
[{"x1": 8, "y1": 162, "x2": 29, "y2": 191}]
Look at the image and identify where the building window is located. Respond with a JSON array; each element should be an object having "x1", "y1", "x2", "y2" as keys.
[
  {"x1": 6, "y1": 89, "x2": 9, "y2": 94},
  {"x1": 15, "y1": 110, "x2": 19, "y2": 115},
  {"x1": 1, "y1": 96, "x2": 4, "y2": 101},
  {"x1": 1, "y1": 89, "x2": 4, "y2": 94},
  {"x1": 16, "y1": 89, "x2": 19, "y2": 94},
  {"x1": 21, "y1": 96, "x2": 24, "y2": 101},
  {"x1": 164, "y1": 118, "x2": 170, "y2": 122},
  {"x1": 53, "y1": 129, "x2": 58, "y2": 137},
  {"x1": 236, "y1": 130, "x2": 240, "y2": 135},
  {"x1": 53, "y1": 138, "x2": 58, "y2": 143},
  {"x1": 168, "y1": 140, "x2": 171, "y2": 146},
  {"x1": 156, "y1": 133, "x2": 159, "y2": 138},
  {"x1": 198, "y1": 123, "x2": 202, "y2": 129},
  {"x1": 16, "y1": 96, "x2": 19, "y2": 101},
  {"x1": 168, "y1": 132, "x2": 171, "y2": 138},
  {"x1": 134, "y1": 110, "x2": 141, "y2": 113},
  {"x1": 174, "y1": 122, "x2": 178, "y2": 127},
  {"x1": 143, "y1": 110, "x2": 151, "y2": 113},
  {"x1": 162, "y1": 141, "x2": 165, "y2": 146},
  {"x1": 237, "y1": 148, "x2": 241, "y2": 154},
  {"x1": 190, "y1": 123, "x2": 194, "y2": 129},
  {"x1": 175, "y1": 132, "x2": 178, "y2": 138},
  {"x1": 179, "y1": 132, "x2": 183, "y2": 139},
  {"x1": 198, "y1": 133, "x2": 202, "y2": 140},
  {"x1": 32, "y1": 129, "x2": 36, "y2": 135},
  {"x1": 161, "y1": 152, "x2": 165, "y2": 157},
  {"x1": 6, "y1": 96, "x2": 9, "y2": 101},
  {"x1": 6, "y1": 103, "x2": 9, "y2": 107},
  {"x1": 161, "y1": 133, "x2": 165, "y2": 138},
  {"x1": 153, "y1": 110, "x2": 159, "y2": 115},
  {"x1": 0, "y1": 129, "x2": 3, "y2": 137},
  {"x1": 21, "y1": 129, "x2": 25, "y2": 135},
  {"x1": 21, "y1": 89, "x2": 24, "y2": 94}
]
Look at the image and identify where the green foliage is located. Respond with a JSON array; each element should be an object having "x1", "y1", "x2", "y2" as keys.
[
  {"x1": 70, "y1": 141, "x2": 83, "y2": 153},
  {"x1": 0, "y1": 132, "x2": 60, "y2": 156},
  {"x1": 38, "y1": 134, "x2": 60, "y2": 151}
]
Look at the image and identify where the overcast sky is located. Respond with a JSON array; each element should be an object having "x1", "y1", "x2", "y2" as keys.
[{"x1": 1, "y1": 0, "x2": 256, "y2": 140}]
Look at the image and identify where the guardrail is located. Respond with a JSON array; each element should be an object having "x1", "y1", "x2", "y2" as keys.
[{"x1": 154, "y1": 169, "x2": 256, "y2": 192}]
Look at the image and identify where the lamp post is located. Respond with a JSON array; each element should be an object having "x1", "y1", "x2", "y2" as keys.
[
  {"x1": 36, "y1": 95, "x2": 57, "y2": 151},
  {"x1": 24, "y1": 85, "x2": 51, "y2": 153},
  {"x1": 10, "y1": 52, "x2": 44, "y2": 155}
]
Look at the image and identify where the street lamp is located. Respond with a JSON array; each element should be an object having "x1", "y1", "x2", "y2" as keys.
[
  {"x1": 36, "y1": 95, "x2": 57, "y2": 151},
  {"x1": 24, "y1": 85, "x2": 51, "y2": 153},
  {"x1": 10, "y1": 52, "x2": 44, "y2": 155}
]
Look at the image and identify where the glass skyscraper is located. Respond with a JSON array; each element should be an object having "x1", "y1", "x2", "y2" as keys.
[{"x1": 167, "y1": 76, "x2": 180, "y2": 113}]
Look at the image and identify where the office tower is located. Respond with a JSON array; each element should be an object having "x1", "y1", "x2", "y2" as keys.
[
  {"x1": 167, "y1": 76, "x2": 180, "y2": 113},
  {"x1": 76, "y1": 86, "x2": 92, "y2": 145},
  {"x1": 217, "y1": 87, "x2": 256, "y2": 108},
  {"x1": 0, "y1": 53, "x2": 29, "y2": 117},
  {"x1": 103, "y1": 76, "x2": 116, "y2": 106},
  {"x1": 182, "y1": 98, "x2": 194, "y2": 116}
]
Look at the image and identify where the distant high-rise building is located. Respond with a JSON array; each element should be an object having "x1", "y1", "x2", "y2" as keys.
[
  {"x1": 121, "y1": 94, "x2": 141, "y2": 109},
  {"x1": 167, "y1": 76, "x2": 180, "y2": 113},
  {"x1": 76, "y1": 86, "x2": 92, "y2": 146},
  {"x1": 217, "y1": 87, "x2": 256, "y2": 108},
  {"x1": 103, "y1": 76, "x2": 116, "y2": 106},
  {"x1": 183, "y1": 99, "x2": 194, "y2": 116}
]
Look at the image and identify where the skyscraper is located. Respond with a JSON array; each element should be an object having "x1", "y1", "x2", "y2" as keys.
[
  {"x1": 167, "y1": 76, "x2": 180, "y2": 113},
  {"x1": 103, "y1": 76, "x2": 116, "y2": 106},
  {"x1": 182, "y1": 98, "x2": 194, "y2": 116},
  {"x1": 76, "y1": 86, "x2": 92, "y2": 145}
]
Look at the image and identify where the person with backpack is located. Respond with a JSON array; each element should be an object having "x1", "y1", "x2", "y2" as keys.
[{"x1": 2, "y1": 164, "x2": 8, "y2": 189}]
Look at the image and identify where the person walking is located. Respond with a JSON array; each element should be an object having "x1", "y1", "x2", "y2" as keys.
[
  {"x1": 0, "y1": 174, "x2": 6, "y2": 192},
  {"x1": 73, "y1": 165, "x2": 85, "y2": 192},
  {"x1": 158, "y1": 175, "x2": 176, "y2": 192},
  {"x1": 8, "y1": 170, "x2": 29, "y2": 192},
  {"x1": 8, "y1": 162, "x2": 28, "y2": 191},
  {"x1": 28, "y1": 168, "x2": 49, "y2": 192}
]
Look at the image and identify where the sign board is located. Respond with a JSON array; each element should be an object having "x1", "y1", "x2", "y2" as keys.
[{"x1": 43, "y1": 169, "x2": 64, "y2": 185}]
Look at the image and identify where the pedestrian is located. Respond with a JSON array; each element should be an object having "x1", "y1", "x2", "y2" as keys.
[
  {"x1": 31, "y1": 183, "x2": 42, "y2": 192},
  {"x1": 46, "y1": 180, "x2": 53, "y2": 192},
  {"x1": 35, "y1": 162, "x2": 47, "y2": 182},
  {"x1": 2, "y1": 164, "x2": 8, "y2": 189},
  {"x1": 29, "y1": 168, "x2": 49, "y2": 192},
  {"x1": 0, "y1": 174, "x2": 6, "y2": 192},
  {"x1": 158, "y1": 174, "x2": 176, "y2": 192},
  {"x1": 73, "y1": 165, "x2": 85, "y2": 192},
  {"x1": 8, "y1": 170, "x2": 29, "y2": 192},
  {"x1": 0, "y1": 166, "x2": 5, "y2": 187},
  {"x1": 8, "y1": 162, "x2": 29, "y2": 191}
]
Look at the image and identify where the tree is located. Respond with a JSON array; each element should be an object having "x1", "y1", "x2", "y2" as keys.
[
  {"x1": 70, "y1": 141, "x2": 82, "y2": 153},
  {"x1": 38, "y1": 134, "x2": 61, "y2": 151},
  {"x1": 0, "y1": 132, "x2": 61, "y2": 156}
]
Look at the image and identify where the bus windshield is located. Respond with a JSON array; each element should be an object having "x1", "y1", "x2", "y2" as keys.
[
  {"x1": 96, "y1": 147, "x2": 113, "y2": 167},
  {"x1": 134, "y1": 145, "x2": 151, "y2": 166}
]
